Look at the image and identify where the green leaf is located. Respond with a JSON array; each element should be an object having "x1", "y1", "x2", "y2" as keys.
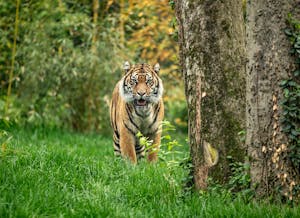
[
  {"x1": 294, "y1": 43, "x2": 300, "y2": 48},
  {"x1": 289, "y1": 48, "x2": 296, "y2": 54},
  {"x1": 284, "y1": 88, "x2": 290, "y2": 97},
  {"x1": 291, "y1": 130, "x2": 299, "y2": 136},
  {"x1": 294, "y1": 70, "x2": 300, "y2": 77},
  {"x1": 282, "y1": 124, "x2": 292, "y2": 133},
  {"x1": 280, "y1": 80, "x2": 288, "y2": 87},
  {"x1": 288, "y1": 81, "x2": 297, "y2": 86},
  {"x1": 136, "y1": 131, "x2": 143, "y2": 138},
  {"x1": 284, "y1": 28, "x2": 293, "y2": 36}
]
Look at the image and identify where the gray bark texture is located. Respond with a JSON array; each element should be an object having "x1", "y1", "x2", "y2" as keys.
[
  {"x1": 246, "y1": 0, "x2": 300, "y2": 199},
  {"x1": 175, "y1": 0, "x2": 246, "y2": 188}
]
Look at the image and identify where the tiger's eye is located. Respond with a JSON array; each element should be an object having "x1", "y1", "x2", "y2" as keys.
[{"x1": 147, "y1": 78, "x2": 153, "y2": 86}]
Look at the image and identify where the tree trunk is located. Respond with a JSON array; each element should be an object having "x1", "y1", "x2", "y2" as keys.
[
  {"x1": 175, "y1": 0, "x2": 246, "y2": 189},
  {"x1": 246, "y1": 0, "x2": 300, "y2": 200}
]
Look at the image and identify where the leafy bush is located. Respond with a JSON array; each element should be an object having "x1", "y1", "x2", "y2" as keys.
[
  {"x1": 0, "y1": 1, "x2": 185, "y2": 133},
  {"x1": 136, "y1": 120, "x2": 188, "y2": 167},
  {"x1": 1, "y1": 1, "x2": 129, "y2": 133},
  {"x1": 227, "y1": 157, "x2": 254, "y2": 202}
]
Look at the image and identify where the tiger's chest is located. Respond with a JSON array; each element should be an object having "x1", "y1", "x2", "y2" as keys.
[
  {"x1": 134, "y1": 113, "x2": 155, "y2": 135},
  {"x1": 131, "y1": 106, "x2": 159, "y2": 137}
]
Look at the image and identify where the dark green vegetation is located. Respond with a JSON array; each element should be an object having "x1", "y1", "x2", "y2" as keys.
[
  {"x1": 1, "y1": 128, "x2": 299, "y2": 217},
  {"x1": 0, "y1": 1, "x2": 185, "y2": 134},
  {"x1": 283, "y1": 14, "x2": 300, "y2": 171}
]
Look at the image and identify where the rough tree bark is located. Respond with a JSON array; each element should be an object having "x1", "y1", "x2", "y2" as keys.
[
  {"x1": 246, "y1": 0, "x2": 300, "y2": 199},
  {"x1": 175, "y1": 0, "x2": 246, "y2": 188}
]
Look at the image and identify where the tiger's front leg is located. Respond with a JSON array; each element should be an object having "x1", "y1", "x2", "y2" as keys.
[
  {"x1": 120, "y1": 126, "x2": 137, "y2": 164},
  {"x1": 147, "y1": 132, "x2": 161, "y2": 162}
]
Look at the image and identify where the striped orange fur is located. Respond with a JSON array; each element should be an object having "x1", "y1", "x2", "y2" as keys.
[{"x1": 110, "y1": 62, "x2": 164, "y2": 163}]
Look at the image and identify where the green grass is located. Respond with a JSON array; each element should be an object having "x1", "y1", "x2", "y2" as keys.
[{"x1": 0, "y1": 128, "x2": 299, "y2": 217}]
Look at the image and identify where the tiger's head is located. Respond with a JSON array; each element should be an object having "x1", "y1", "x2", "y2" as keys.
[{"x1": 119, "y1": 62, "x2": 163, "y2": 111}]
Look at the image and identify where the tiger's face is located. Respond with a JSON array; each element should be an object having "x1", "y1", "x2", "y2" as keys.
[{"x1": 119, "y1": 62, "x2": 163, "y2": 112}]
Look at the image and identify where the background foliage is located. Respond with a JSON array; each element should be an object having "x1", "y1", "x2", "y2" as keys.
[{"x1": 0, "y1": 0, "x2": 186, "y2": 133}]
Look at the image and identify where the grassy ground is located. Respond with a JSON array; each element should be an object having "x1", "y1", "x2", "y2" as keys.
[{"x1": 0, "y1": 128, "x2": 299, "y2": 217}]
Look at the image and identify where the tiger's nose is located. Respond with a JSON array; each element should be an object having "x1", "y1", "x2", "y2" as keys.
[{"x1": 137, "y1": 91, "x2": 146, "y2": 96}]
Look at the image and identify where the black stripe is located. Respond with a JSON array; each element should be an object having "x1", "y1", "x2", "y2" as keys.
[
  {"x1": 113, "y1": 139, "x2": 120, "y2": 147},
  {"x1": 126, "y1": 106, "x2": 139, "y2": 130},
  {"x1": 113, "y1": 138, "x2": 120, "y2": 145},
  {"x1": 124, "y1": 121, "x2": 136, "y2": 135},
  {"x1": 133, "y1": 106, "x2": 143, "y2": 117},
  {"x1": 148, "y1": 103, "x2": 160, "y2": 129},
  {"x1": 114, "y1": 148, "x2": 121, "y2": 154},
  {"x1": 123, "y1": 72, "x2": 132, "y2": 87},
  {"x1": 126, "y1": 103, "x2": 133, "y2": 113},
  {"x1": 136, "y1": 146, "x2": 145, "y2": 153},
  {"x1": 156, "y1": 102, "x2": 161, "y2": 113},
  {"x1": 135, "y1": 143, "x2": 143, "y2": 150},
  {"x1": 113, "y1": 134, "x2": 119, "y2": 142},
  {"x1": 113, "y1": 132, "x2": 119, "y2": 139},
  {"x1": 114, "y1": 130, "x2": 120, "y2": 139},
  {"x1": 123, "y1": 75, "x2": 127, "y2": 87},
  {"x1": 114, "y1": 121, "x2": 118, "y2": 132}
]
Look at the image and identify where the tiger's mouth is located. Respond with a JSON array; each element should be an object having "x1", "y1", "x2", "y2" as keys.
[{"x1": 134, "y1": 99, "x2": 148, "y2": 107}]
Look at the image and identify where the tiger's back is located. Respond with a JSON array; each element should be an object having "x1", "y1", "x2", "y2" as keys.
[{"x1": 110, "y1": 62, "x2": 164, "y2": 163}]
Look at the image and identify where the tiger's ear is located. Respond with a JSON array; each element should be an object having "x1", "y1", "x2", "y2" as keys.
[
  {"x1": 154, "y1": 63, "x2": 160, "y2": 74},
  {"x1": 123, "y1": 61, "x2": 131, "y2": 73}
]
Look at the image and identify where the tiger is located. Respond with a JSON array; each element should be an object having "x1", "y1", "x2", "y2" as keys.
[{"x1": 110, "y1": 62, "x2": 164, "y2": 163}]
